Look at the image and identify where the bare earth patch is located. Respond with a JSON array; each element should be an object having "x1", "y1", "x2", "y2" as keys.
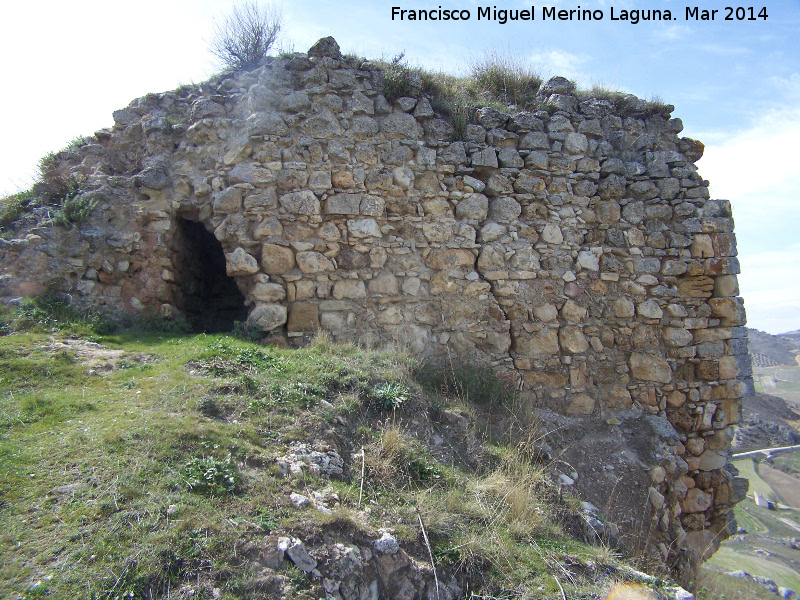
[
  {"x1": 758, "y1": 462, "x2": 800, "y2": 509},
  {"x1": 39, "y1": 337, "x2": 152, "y2": 373}
]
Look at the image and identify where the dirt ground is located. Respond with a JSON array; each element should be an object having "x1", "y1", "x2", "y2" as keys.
[{"x1": 758, "y1": 462, "x2": 800, "y2": 509}]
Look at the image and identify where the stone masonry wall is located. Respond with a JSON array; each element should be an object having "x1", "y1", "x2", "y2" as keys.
[{"x1": 0, "y1": 38, "x2": 752, "y2": 582}]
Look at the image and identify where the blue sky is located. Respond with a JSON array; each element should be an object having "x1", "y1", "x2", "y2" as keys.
[{"x1": 1, "y1": 0, "x2": 799, "y2": 333}]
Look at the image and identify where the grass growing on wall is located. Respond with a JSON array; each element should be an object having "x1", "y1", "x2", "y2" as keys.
[{"x1": 376, "y1": 49, "x2": 672, "y2": 140}]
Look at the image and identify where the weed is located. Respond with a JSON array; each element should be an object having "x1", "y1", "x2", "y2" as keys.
[
  {"x1": 255, "y1": 508, "x2": 277, "y2": 533},
  {"x1": 21, "y1": 582, "x2": 49, "y2": 599},
  {"x1": 97, "y1": 561, "x2": 151, "y2": 600},
  {"x1": 373, "y1": 381, "x2": 409, "y2": 411},
  {"x1": 284, "y1": 563, "x2": 311, "y2": 590},
  {"x1": 469, "y1": 49, "x2": 542, "y2": 107},
  {"x1": 196, "y1": 396, "x2": 222, "y2": 418},
  {"x1": 232, "y1": 319, "x2": 264, "y2": 341},
  {"x1": 365, "y1": 426, "x2": 443, "y2": 487},
  {"x1": 380, "y1": 52, "x2": 423, "y2": 101},
  {"x1": 182, "y1": 454, "x2": 240, "y2": 494},
  {"x1": 0, "y1": 294, "x2": 193, "y2": 336},
  {"x1": 0, "y1": 188, "x2": 37, "y2": 232},
  {"x1": 415, "y1": 361, "x2": 516, "y2": 406},
  {"x1": 0, "y1": 308, "x2": 690, "y2": 599}
]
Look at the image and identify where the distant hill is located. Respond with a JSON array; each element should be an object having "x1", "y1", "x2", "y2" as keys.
[
  {"x1": 748, "y1": 328, "x2": 800, "y2": 367},
  {"x1": 734, "y1": 392, "x2": 800, "y2": 451},
  {"x1": 736, "y1": 329, "x2": 800, "y2": 450}
]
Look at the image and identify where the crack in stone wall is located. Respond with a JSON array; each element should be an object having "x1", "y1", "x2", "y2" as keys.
[{"x1": 0, "y1": 37, "x2": 753, "y2": 583}]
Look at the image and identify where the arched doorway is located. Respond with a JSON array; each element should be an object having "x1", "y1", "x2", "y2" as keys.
[{"x1": 172, "y1": 218, "x2": 248, "y2": 332}]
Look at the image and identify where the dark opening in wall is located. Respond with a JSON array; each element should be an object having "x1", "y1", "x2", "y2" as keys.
[{"x1": 173, "y1": 218, "x2": 248, "y2": 333}]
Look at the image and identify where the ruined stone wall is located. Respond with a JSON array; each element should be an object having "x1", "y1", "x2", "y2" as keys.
[{"x1": 0, "y1": 38, "x2": 752, "y2": 581}]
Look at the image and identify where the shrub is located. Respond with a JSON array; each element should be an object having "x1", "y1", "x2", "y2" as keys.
[
  {"x1": 380, "y1": 53, "x2": 423, "y2": 101},
  {"x1": 182, "y1": 454, "x2": 239, "y2": 494},
  {"x1": 415, "y1": 361, "x2": 516, "y2": 406},
  {"x1": 373, "y1": 381, "x2": 409, "y2": 411},
  {"x1": 53, "y1": 192, "x2": 97, "y2": 228},
  {"x1": 209, "y1": 1, "x2": 283, "y2": 71},
  {"x1": 0, "y1": 189, "x2": 37, "y2": 232},
  {"x1": 232, "y1": 320, "x2": 263, "y2": 341}
]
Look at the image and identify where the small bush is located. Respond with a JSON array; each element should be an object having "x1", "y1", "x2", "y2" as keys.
[
  {"x1": 255, "y1": 508, "x2": 277, "y2": 533},
  {"x1": 0, "y1": 189, "x2": 37, "y2": 232},
  {"x1": 373, "y1": 381, "x2": 409, "y2": 411},
  {"x1": 415, "y1": 362, "x2": 516, "y2": 406},
  {"x1": 7, "y1": 294, "x2": 87, "y2": 333},
  {"x1": 380, "y1": 53, "x2": 423, "y2": 101},
  {"x1": 36, "y1": 151, "x2": 83, "y2": 205},
  {"x1": 210, "y1": 1, "x2": 283, "y2": 71},
  {"x1": 53, "y1": 192, "x2": 97, "y2": 228},
  {"x1": 232, "y1": 320, "x2": 263, "y2": 342},
  {"x1": 182, "y1": 454, "x2": 240, "y2": 494}
]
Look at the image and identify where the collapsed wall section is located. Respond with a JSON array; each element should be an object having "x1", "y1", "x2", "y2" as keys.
[{"x1": 0, "y1": 37, "x2": 752, "y2": 582}]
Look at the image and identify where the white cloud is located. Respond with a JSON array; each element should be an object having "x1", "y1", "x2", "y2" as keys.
[
  {"x1": 527, "y1": 49, "x2": 591, "y2": 85},
  {"x1": 696, "y1": 43, "x2": 751, "y2": 56},
  {"x1": 698, "y1": 104, "x2": 800, "y2": 334},
  {"x1": 652, "y1": 24, "x2": 691, "y2": 42}
]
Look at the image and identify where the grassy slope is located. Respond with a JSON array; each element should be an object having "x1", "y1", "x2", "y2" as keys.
[
  {"x1": 0, "y1": 318, "x2": 693, "y2": 600},
  {"x1": 702, "y1": 455, "x2": 800, "y2": 597}
]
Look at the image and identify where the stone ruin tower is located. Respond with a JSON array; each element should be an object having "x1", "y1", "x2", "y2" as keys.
[{"x1": 0, "y1": 37, "x2": 752, "y2": 582}]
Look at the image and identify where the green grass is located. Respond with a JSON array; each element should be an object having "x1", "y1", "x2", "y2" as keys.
[
  {"x1": 0, "y1": 189, "x2": 37, "y2": 232},
  {"x1": 706, "y1": 546, "x2": 800, "y2": 591},
  {"x1": 0, "y1": 301, "x2": 693, "y2": 599},
  {"x1": 731, "y1": 459, "x2": 773, "y2": 499}
]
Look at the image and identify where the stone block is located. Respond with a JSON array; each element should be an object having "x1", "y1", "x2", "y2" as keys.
[
  {"x1": 261, "y1": 244, "x2": 295, "y2": 275},
  {"x1": 368, "y1": 272, "x2": 399, "y2": 295},
  {"x1": 425, "y1": 249, "x2": 475, "y2": 271},
  {"x1": 696, "y1": 360, "x2": 720, "y2": 381},
  {"x1": 533, "y1": 304, "x2": 558, "y2": 322},
  {"x1": 630, "y1": 352, "x2": 672, "y2": 383},
  {"x1": 559, "y1": 326, "x2": 589, "y2": 354},
  {"x1": 663, "y1": 327, "x2": 693, "y2": 347},
  {"x1": 713, "y1": 275, "x2": 739, "y2": 298},
  {"x1": 347, "y1": 218, "x2": 381, "y2": 238},
  {"x1": 471, "y1": 148, "x2": 498, "y2": 169},
  {"x1": 678, "y1": 276, "x2": 714, "y2": 299},
  {"x1": 489, "y1": 197, "x2": 521, "y2": 222},
  {"x1": 540, "y1": 223, "x2": 563, "y2": 244},
  {"x1": 455, "y1": 194, "x2": 489, "y2": 221},
  {"x1": 709, "y1": 297, "x2": 746, "y2": 326},
  {"x1": 637, "y1": 299, "x2": 663, "y2": 319},
  {"x1": 612, "y1": 298, "x2": 635, "y2": 318},
  {"x1": 296, "y1": 251, "x2": 334, "y2": 274},
  {"x1": 567, "y1": 393, "x2": 595, "y2": 415},
  {"x1": 225, "y1": 248, "x2": 260, "y2": 276},
  {"x1": 213, "y1": 187, "x2": 243, "y2": 214},
  {"x1": 252, "y1": 283, "x2": 286, "y2": 303},
  {"x1": 279, "y1": 190, "x2": 320, "y2": 215},
  {"x1": 606, "y1": 385, "x2": 632, "y2": 408},
  {"x1": 563, "y1": 132, "x2": 588, "y2": 154},
  {"x1": 287, "y1": 303, "x2": 320, "y2": 333},
  {"x1": 513, "y1": 328, "x2": 559, "y2": 357},
  {"x1": 248, "y1": 303, "x2": 287, "y2": 332},
  {"x1": 381, "y1": 112, "x2": 423, "y2": 139},
  {"x1": 332, "y1": 280, "x2": 366, "y2": 299}
]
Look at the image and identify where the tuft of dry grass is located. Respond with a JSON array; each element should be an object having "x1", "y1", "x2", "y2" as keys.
[{"x1": 468, "y1": 49, "x2": 543, "y2": 107}]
